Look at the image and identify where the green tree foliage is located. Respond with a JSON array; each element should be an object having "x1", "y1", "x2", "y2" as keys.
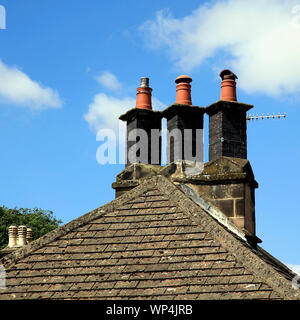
[{"x1": 0, "y1": 206, "x2": 62, "y2": 250}]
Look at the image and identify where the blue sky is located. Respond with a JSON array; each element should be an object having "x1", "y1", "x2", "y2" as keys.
[{"x1": 0, "y1": 0, "x2": 299, "y2": 273}]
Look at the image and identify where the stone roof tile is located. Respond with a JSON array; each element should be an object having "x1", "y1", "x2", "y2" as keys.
[{"x1": 0, "y1": 175, "x2": 299, "y2": 300}]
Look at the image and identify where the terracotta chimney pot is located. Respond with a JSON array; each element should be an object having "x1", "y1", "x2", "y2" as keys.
[
  {"x1": 135, "y1": 77, "x2": 152, "y2": 110},
  {"x1": 219, "y1": 69, "x2": 237, "y2": 101},
  {"x1": 175, "y1": 75, "x2": 192, "y2": 105},
  {"x1": 8, "y1": 225, "x2": 17, "y2": 248}
]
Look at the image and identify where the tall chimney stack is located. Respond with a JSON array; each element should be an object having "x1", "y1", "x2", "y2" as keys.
[
  {"x1": 200, "y1": 69, "x2": 258, "y2": 237},
  {"x1": 162, "y1": 75, "x2": 204, "y2": 164},
  {"x1": 206, "y1": 69, "x2": 253, "y2": 160},
  {"x1": 119, "y1": 77, "x2": 162, "y2": 166},
  {"x1": 113, "y1": 70, "x2": 259, "y2": 239}
]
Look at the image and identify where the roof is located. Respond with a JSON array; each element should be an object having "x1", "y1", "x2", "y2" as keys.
[{"x1": 0, "y1": 175, "x2": 299, "y2": 300}]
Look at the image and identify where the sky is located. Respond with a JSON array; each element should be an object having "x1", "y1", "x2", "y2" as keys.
[{"x1": 0, "y1": 0, "x2": 299, "y2": 275}]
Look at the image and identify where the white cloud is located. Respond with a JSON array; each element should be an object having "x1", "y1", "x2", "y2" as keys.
[
  {"x1": 84, "y1": 93, "x2": 135, "y2": 133},
  {"x1": 95, "y1": 71, "x2": 122, "y2": 92},
  {"x1": 84, "y1": 93, "x2": 166, "y2": 134},
  {"x1": 0, "y1": 60, "x2": 62, "y2": 109},
  {"x1": 140, "y1": 0, "x2": 300, "y2": 97},
  {"x1": 84, "y1": 74, "x2": 166, "y2": 133},
  {"x1": 286, "y1": 264, "x2": 300, "y2": 275},
  {"x1": 152, "y1": 97, "x2": 166, "y2": 111}
]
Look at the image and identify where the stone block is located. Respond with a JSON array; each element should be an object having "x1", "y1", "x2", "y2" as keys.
[
  {"x1": 229, "y1": 217, "x2": 245, "y2": 230},
  {"x1": 235, "y1": 199, "x2": 245, "y2": 217},
  {"x1": 231, "y1": 184, "x2": 244, "y2": 198},
  {"x1": 212, "y1": 199, "x2": 234, "y2": 217}
]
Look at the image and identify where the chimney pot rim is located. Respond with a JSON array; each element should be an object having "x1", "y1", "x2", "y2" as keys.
[
  {"x1": 219, "y1": 69, "x2": 237, "y2": 80},
  {"x1": 175, "y1": 75, "x2": 192, "y2": 84}
]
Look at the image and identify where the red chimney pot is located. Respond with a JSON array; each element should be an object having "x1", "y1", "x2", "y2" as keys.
[
  {"x1": 136, "y1": 77, "x2": 152, "y2": 110},
  {"x1": 219, "y1": 69, "x2": 237, "y2": 102},
  {"x1": 175, "y1": 75, "x2": 192, "y2": 105}
]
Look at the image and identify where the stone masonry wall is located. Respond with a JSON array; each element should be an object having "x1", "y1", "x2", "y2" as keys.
[{"x1": 187, "y1": 182, "x2": 255, "y2": 235}]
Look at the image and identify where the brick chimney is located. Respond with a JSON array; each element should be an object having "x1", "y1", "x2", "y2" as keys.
[
  {"x1": 161, "y1": 71, "x2": 259, "y2": 242},
  {"x1": 162, "y1": 75, "x2": 205, "y2": 164},
  {"x1": 196, "y1": 70, "x2": 258, "y2": 240},
  {"x1": 119, "y1": 77, "x2": 162, "y2": 167},
  {"x1": 113, "y1": 78, "x2": 162, "y2": 198},
  {"x1": 112, "y1": 71, "x2": 259, "y2": 243},
  {"x1": 206, "y1": 69, "x2": 253, "y2": 160}
]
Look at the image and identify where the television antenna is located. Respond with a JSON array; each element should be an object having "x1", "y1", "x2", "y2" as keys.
[{"x1": 247, "y1": 112, "x2": 286, "y2": 121}]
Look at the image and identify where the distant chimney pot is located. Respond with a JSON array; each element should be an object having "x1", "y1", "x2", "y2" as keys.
[
  {"x1": 26, "y1": 228, "x2": 33, "y2": 243},
  {"x1": 175, "y1": 75, "x2": 192, "y2": 105},
  {"x1": 219, "y1": 69, "x2": 237, "y2": 101},
  {"x1": 8, "y1": 225, "x2": 17, "y2": 248},
  {"x1": 136, "y1": 77, "x2": 152, "y2": 110},
  {"x1": 17, "y1": 225, "x2": 27, "y2": 247}
]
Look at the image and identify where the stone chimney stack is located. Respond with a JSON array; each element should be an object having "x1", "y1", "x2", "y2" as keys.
[
  {"x1": 113, "y1": 78, "x2": 163, "y2": 197},
  {"x1": 162, "y1": 75, "x2": 205, "y2": 164},
  {"x1": 206, "y1": 69, "x2": 253, "y2": 161},
  {"x1": 195, "y1": 70, "x2": 258, "y2": 239},
  {"x1": 112, "y1": 71, "x2": 259, "y2": 243},
  {"x1": 119, "y1": 77, "x2": 162, "y2": 167}
]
